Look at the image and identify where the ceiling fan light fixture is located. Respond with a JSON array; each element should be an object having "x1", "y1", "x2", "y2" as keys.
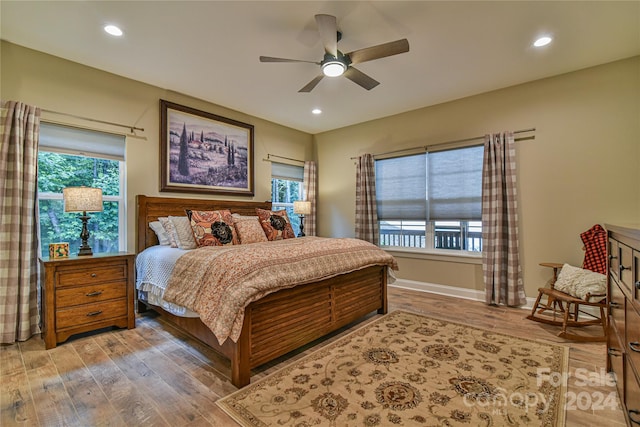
[
  {"x1": 322, "y1": 60, "x2": 346, "y2": 77},
  {"x1": 104, "y1": 24, "x2": 123, "y2": 37}
]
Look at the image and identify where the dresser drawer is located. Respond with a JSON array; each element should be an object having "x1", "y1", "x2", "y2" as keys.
[
  {"x1": 625, "y1": 358, "x2": 640, "y2": 425},
  {"x1": 619, "y1": 243, "x2": 634, "y2": 294},
  {"x1": 610, "y1": 278, "x2": 626, "y2": 340},
  {"x1": 633, "y1": 249, "x2": 640, "y2": 304},
  {"x1": 57, "y1": 264, "x2": 127, "y2": 287},
  {"x1": 56, "y1": 282, "x2": 127, "y2": 308},
  {"x1": 609, "y1": 237, "x2": 620, "y2": 282},
  {"x1": 626, "y1": 303, "x2": 640, "y2": 376},
  {"x1": 56, "y1": 298, "x2": 128, "y2": 329},
  {"x1": 608, "y1": 320, "x2": 625, "y2": 401}
]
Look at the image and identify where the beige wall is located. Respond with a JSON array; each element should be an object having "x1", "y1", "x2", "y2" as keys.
[
  {"x1": 3, "y1": 41, "x2": 638, "y2": 300},
  {"x1": 1, "y1": 41, "x2": 314, "y2": 252},
  {"x1": 314, "y1": 56, "x2": 640, "y2": 298}
]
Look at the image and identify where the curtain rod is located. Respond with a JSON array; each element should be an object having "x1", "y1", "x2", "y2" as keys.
[
  {"x1": 262, "y1": 153, "x2": 305, "y2": 164},
  {"x1": 350, "y1": 128, "x2": 535, "y2": 160},
  {"x1": 41, "y1": 108, "x2": 144, "y2": 134}
]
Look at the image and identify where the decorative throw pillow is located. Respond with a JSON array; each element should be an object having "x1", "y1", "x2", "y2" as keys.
[
  {"x1": 149, "y1": 221, "x2": 171, "y2": 246},
  {"x1": 231, "y1": 213, "x2": 259, "y2": 221},
  {"x1": 256, "y1": 208, "x2": 296, "y2": 241},
  {"x1": 168, "y1": 216, "x2": 198, "y2": 249},
  {"x1": 233, "y1": 217, "x2": 268, "y2": 244},
  {"x1": 553, "y1": 263, "x2": 607, "y2": 300},
  {"x1": 186, "y1": 209, "x2": 238, "y2": 247},
  {"x1": 158, "y1": 217, "x2": 178, "y2": 248}
]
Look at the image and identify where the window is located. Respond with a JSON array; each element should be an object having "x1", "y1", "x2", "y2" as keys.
[
  {"x1": 375, "y1": 145, "x2": 483, "y2": 252},
  {"x1": 37, "y1": 123, "x2": 126, "y2": 257},
  {"x1": 270, "y1": 162, "x2": 303, "y2": 234}
]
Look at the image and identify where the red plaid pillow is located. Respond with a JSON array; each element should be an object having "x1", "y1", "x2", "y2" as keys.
[{"x1": 580, "y1": 224, "x2": 607, "y2": 275}]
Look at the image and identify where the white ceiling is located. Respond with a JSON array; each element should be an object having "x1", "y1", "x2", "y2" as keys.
[{"x1": 2, "y1": 1, "x2": 639, "y2": 134}]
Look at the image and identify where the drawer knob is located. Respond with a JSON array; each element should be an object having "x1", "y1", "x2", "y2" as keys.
[
  {"x1": 86, "y1": 310, "x2": 103, "y2": 317},
  {"x1": 91, "y1": 273, "x2": 97, "y2": 278},
  {"x1": 609, "y1": 301, "x2": 621, "y2": 309},
  {"x1": 608, "y1": 348, "x2": 621, "y2": 357},
  {"x1": 619, "y1": 265, "x2": 630, "y2": 272},
  {"x1": 636, "y1": 280, "x2": 640, "y2": 290},
  {"x1": 85, "y1": 291, "x2": 103, "y2": 297},
  {"x1": 630, "y1": 341, "x2": 640, "y2": 353}
]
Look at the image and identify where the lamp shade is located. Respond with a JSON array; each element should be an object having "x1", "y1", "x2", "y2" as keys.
[
  {"x1": 293, "y1": 201, "x2": 311, "y2": 215},
  {"x1": 63, "y1": 187, "x2": 103, "y2": 212}
]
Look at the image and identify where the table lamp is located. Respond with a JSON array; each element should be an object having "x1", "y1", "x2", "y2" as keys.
[
  {"x1": 293, "y1": 200, "x2": 311, "y2": 237},
  {"x1": 63, "y1": 186, "x2": 103, "y2": 256}
]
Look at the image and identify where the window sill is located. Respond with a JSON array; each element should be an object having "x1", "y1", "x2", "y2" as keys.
[{"x1": 381, "y1": 246, "x2": 482, "y2": 265}]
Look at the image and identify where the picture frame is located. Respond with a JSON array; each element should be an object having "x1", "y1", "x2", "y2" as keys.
[{"x1": 160, "y1": 100, "x2": 254, "y2": 196}]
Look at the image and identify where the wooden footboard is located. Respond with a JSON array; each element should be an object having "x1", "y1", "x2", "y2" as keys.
[
  {"x1": 138, "y1": 265, "x2": 387, "y2": 387},
  {"x1": 136, "y1": 195, "x2": 388, "y2": 388}
]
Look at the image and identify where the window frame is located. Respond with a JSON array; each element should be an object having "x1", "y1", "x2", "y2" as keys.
[
  {"x1": 270, "y1": 162, "x2": 304, "y2": 235},
  {"x1": 375, "y1": 144, "x2": 483, "y2": 256},
  {"x1": 37, "y1": 124, "x2": 127, "y2": 256}
]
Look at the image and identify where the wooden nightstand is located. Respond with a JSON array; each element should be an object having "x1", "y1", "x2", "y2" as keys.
[{"x1": 40, "y1": 252, "x2": 136, "y2": 349}]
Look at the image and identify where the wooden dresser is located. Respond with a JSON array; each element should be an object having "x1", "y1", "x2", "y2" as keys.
[
  {"x1": 606, "y1": 224, "x2": 640, "y2": 426},
  {"x1": 40, "y1": 252, "x2": 136, "y2": 349}
]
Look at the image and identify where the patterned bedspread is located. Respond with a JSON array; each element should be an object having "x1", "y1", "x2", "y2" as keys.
[{"x1": 162, "y1": 237, "x2": 398, "y2": 345}]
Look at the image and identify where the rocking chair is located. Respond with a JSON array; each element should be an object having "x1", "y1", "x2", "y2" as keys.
[{"x1": 526, "y1": 225, "x2": 608, "y2": 342}]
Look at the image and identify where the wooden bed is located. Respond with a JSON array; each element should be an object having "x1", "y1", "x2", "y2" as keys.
[{"x1": 136, "y1": 195, "x2": 388, "y2": 388}]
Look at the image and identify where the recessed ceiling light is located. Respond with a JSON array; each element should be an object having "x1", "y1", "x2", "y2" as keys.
[
  {"x1": 104, "y1": 25, "x2": 123, "y2": 37},
  {"x1": 533, "y1": 36, "x2": 552, "y2": 47},
  {"x1": 312, "y1": 109, "x2": 322, "y2": 115}
]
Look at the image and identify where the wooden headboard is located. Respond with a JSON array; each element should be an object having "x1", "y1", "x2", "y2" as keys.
[{"x1": 136, "y1": 195, "x2": 272, "y2": 253}]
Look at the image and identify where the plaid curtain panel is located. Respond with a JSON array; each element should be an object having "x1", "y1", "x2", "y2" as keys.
[
  {"x1": 303, "y1": 161, "x2": 317, "y2": 236},
  {"x1": 482, "y1": 132, "x2": 526, "y2": 306},
  {"x1": 355, "y1": 154, "x2": 379, "y2": 245},
  {"x1": 0, "y1": 100, "x2": 41, "y2": 343}
]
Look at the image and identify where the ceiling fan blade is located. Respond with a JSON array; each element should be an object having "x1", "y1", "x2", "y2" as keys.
[
  {"x1": 259, "y1": 56, "x2": 319, "y2": 64},
  {"x1": 298, "y1": 75, "x2": 324, "y2": 93},
  {"x1": 315, "y1": 14, "x2": 338, "y2": 57},
  {"x1": 344, "y1": 67, "x2": 380, "y2": 90},
  {"x1": 346, "y1": 39, "x2": 409, "y2": 65}
]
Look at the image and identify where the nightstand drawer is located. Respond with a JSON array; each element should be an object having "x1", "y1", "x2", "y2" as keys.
[
  {"x1": 56, "y1": 282, "x2": 127, "y2": 308},
  {"x1": 57, "y1": 264, "x2": 127, "y2": 287},
  {"x1": 56, "y1": 298, "x2": 128, "y2": 329}
]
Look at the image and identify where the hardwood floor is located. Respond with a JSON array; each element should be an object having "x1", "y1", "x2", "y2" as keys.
[{"x1": 1, "y1": 287, "x2": 627, "y2": 426}]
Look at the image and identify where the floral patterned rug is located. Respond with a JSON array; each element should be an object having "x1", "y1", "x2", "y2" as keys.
[{"x1": 216, "y1": 310, "x2": 568, "y2": 426}]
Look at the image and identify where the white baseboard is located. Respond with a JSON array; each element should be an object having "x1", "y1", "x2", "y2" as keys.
[
  {"x1": 390, "y1": 279, "x2": 602, "y2": 317},
  {"x1": 389, "y1": 278, "x2": 539, "y2": 311}
]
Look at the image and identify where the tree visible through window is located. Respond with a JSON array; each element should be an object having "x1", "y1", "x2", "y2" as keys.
[
  {"x1": 271, "y1": 162, "x2": 303, "y2": 235},
  {"x1": 37, "y1": 123, "x2": 125, "y2": 257}
]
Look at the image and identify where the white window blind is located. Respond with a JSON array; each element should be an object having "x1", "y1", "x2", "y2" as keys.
[
  {"x1": 375, "y1": 153, "x2": 427, "y2": 220},
  {"x1": 39, "y1": 122, "x2": 125, "y2": 161},
  {"x1": 427, "y1": 145, "x2": 483, "y2": 220},
  {"x1": 375, "y1": 145, "x2": 483, "y2": 222},
  {"x1": 271, "y1": 162, "x2": 303, "y2": 181}
]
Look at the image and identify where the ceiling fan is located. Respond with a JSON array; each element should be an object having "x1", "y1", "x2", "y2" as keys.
[{"x1": 259, "y1": 14, "x2": 409, "y2": 92}]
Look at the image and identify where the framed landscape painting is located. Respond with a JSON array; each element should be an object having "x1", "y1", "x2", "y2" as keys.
[{"x1": 160, "y1": 100, "x2": 254, "y2": 196}]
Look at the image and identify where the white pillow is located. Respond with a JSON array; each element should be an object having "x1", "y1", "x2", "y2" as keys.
[
  {"x1": 149, "y1": 221, "x2": 171, "y2": 246},
  {"x1": 168, "y1": 216, "x2": 198, "y2": 250},
  {"x1": 553, "y1": 263, "x2": 606, "y2": 300},
  {"x1": 158, "y1": 217, "x2": 178, "y2": 248}
]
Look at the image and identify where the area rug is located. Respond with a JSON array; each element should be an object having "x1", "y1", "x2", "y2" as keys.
[{"x1": 217, "y1": 310, "x2": 568, "y2": 426}]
